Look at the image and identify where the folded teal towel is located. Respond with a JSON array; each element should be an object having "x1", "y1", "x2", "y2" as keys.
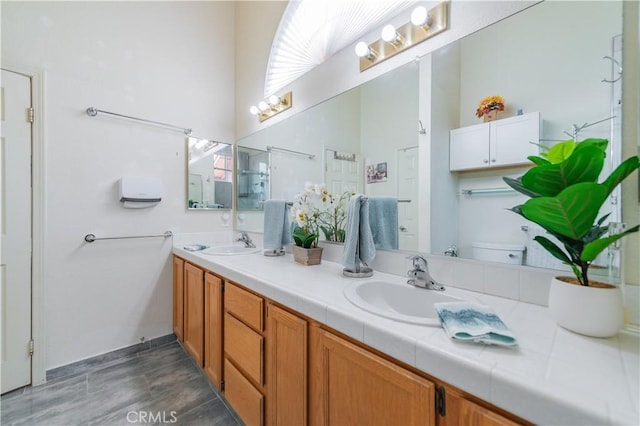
[
  {"x1": 263, "y1": 200, "x2": 291, "y2": 250},
  {"x1": 368, "y1": 196, "x2": 398, "y2": 250},
  {"x1": 434, "y1": 301, "x2": 518, "y2": 346},
  {"x1": 342, "y1": 194, "x2": 376, "y2": 270}
]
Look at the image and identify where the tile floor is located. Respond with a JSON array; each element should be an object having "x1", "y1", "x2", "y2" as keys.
[{"x1": 1, "y1": 342, "x2": 241, "y2": 426}]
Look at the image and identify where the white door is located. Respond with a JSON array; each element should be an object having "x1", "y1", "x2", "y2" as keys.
[
  {"x1": 1, "y1": 69, "x2": 32, "y2": 393},
  {"x1": 397, "y1": 147, "x2": 419, "y2": 251},
  {"x1": 324, "y1": 149, "x2": 362, "y2": 195}
]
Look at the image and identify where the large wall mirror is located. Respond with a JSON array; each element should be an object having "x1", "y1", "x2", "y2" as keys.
[
  {"x1": 187, "y1": 137, "x2": 233, "y2": 210},
  {"x1": 237, "y1": 1, "x2": 624, "y2": 271}
]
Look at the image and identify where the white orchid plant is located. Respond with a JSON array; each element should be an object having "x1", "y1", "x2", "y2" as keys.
[{"x1": 291, "y1": 182, "x2": 353, "y2": 248}]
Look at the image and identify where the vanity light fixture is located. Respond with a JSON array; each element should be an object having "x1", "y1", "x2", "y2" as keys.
[
  {"x1": 355, "y1": 1, "x2": 448, "y2": 72},
  {"x1": 355, "y1": 41, "x2": 378, "y2": 60},
  {"x1": 381, "y1": 24, "x2": 405, "y2": 46},
  {"x1": 249, "y1": 91, "x2": 293, "y2": 123}
]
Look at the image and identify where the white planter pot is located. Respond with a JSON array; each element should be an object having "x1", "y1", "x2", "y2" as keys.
[{"x1": 548, "y1": 276, "x2": 623, "y2": 338}]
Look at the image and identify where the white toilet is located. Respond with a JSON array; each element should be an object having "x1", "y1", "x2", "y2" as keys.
[{"x1": 472, "y1": 242, "x2": 525, "y2": 265}]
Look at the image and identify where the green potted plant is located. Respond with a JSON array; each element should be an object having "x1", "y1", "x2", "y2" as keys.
[{"x1": 504, "y1": 138, "x2": 639, "y2": 337}]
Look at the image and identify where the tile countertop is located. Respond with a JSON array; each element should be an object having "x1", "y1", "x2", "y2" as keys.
[{"x1": 173, "y1": 245, "x2": 640, "y2": 426}]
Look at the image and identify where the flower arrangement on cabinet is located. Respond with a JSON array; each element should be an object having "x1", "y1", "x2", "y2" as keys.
[
  {"x1": 291, "y1": 182, "x2": 353, "y2": 248},
  {"x1": 475, "y1": 95, "x2": 505, "y2": 119}
]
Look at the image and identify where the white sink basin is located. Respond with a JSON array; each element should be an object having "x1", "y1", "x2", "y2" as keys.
[
  {"x1": 343, "y1": 280, "x2": 461, "y2": 325},
  {"x1": 201, "y1": 244, "x2": 261, "y2": 255}
]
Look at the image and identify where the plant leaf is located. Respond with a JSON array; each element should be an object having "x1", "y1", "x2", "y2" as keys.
[
  {"x1": 521, "y1": 182, "x2": 608, "y2": 239},
  {"x1": 581, "y1": 225, "x2": 640, "y2": 262},
  {"x1": 528, "y1": 155, "x2": 550, "y2": 166},
  {"x1": 533, "y1": 236, "x2": 573, "y2": 264},
  {"x1": 601, "y1": 155, "x2": 640, "y2": 196},
  {"x1": 502, "y1": 177, "x2": 541, "y2": 198},
  {"x1": 543, "y1": 139, "x2": 576, "y2": 164},
  {"x1": 573, "y1": 138, "x2": 608, "y2": 153},
  {"x1": 521, "y1": 145, "x2": 605, "y2": 196}
]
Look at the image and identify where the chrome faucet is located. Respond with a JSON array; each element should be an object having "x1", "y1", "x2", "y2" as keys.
[
  {"x1": 407, "y1": 255, "x2": 445, "y2": 291},
  {"x1": 444, "y1": 245, "x2": 459, "y2": 257},
  {"x1": 237, "y1": 232, "x2": 256, "y2": 248}
]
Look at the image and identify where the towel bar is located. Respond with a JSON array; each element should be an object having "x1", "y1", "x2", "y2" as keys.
[{"x1": 84, "y1": 231, "x2": 173, "y2": 243}]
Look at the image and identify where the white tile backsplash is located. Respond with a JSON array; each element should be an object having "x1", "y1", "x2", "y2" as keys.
[{"x1": 483, "y1": 266, "x2": 520, "y2": 299}]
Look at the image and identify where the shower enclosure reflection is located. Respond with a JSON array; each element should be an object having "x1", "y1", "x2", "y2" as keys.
[{"x1": 237, "y1": 146, "x2": 270, "y2": 210}]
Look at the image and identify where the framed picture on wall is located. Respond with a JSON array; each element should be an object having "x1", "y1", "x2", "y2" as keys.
[{"x1": 366, "y1": 162, "x2": 387, "y2": 184}]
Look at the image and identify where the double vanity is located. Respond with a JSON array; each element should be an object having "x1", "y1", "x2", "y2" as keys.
[{"x1": 172, "y1": 237, "x2": 639, "y2": 425}]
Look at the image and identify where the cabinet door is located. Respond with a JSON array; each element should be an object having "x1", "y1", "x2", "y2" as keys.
[
  {"x1": 267, "y1": 304, "x2": 307, "y2": 426},
  {"x1": 184, "y1": 262, "x2": 204, "y2": 366},
  {"x1": 309, "y1": 326, "x2": 435, "y2": 426},
  {"x1": 440, "y1": 387, "x2": 521, "y2": 426},
  {"x1": 450, "y1": 122, "x2": 490, "y2": 171},
  {"x1": 490, "y1": 112, "x2": 539, "y2": 167},
  {"x1": 225, "y1": 359, "x2": 264, "y2": 426},
  {"x1": 172, "y1": 256, "x2": 184, "y2": 342},
  {"x1": 204, "y1": 272, "x2": 223, "y2": 390}
]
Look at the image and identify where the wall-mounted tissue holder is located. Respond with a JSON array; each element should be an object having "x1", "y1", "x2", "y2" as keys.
[{"x1": 118, "y1": 177, "x2": 163, "y2": 208}]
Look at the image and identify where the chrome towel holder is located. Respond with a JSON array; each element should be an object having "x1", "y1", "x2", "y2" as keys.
[{"x1": 84, "y1": 231, "x2": 173, "y2": 243}]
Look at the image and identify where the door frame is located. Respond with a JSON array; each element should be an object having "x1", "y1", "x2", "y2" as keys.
[{"x1": 2, "y1": 64, "x2": 46, "y2": 386}]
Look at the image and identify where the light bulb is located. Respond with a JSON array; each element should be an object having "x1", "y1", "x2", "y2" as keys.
[
  {"x1": 411, "y1": 6, "x2": 430, "y2": 27},
  {"x1": 258, "y1": 101, "x2": 269, "y2": 112},
  {"x1": 381, "y1": 24, "x2": 398, "y2": 43},
  {"x1": 268, "y1": 95, "x2": 281, "y2": 106},
  {"x1": 249, "y1": 105, "x2": 259, "y2": 115},
  {"x1": 355, "y1": 41, "x2": 370, "y2": 58}
]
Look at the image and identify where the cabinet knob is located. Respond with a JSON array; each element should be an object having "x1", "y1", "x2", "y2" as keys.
[
  {"x1": 491, "y1": 158, "x2": 496, "y2": 163},
  {"x1": 483, "y1": 159, "x2": 489, "y2": 164},
  {"x1": 399, "y1": 226, "x2": 407, "y2": 232}
]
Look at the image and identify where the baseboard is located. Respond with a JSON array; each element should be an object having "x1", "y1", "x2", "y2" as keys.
[{"x1": 45, "y1": 334, "x2": 177, "y2": 382}]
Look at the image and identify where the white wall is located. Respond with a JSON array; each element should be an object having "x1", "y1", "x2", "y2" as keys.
[{"x1": 2, "y1": 1, "x2": 235, "y2": 370}]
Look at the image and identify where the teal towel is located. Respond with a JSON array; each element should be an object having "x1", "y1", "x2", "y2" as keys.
[
  {"x1": 368, "y1": 196, "x2": 398, "y2": 250},
  {"x1": 342, "y1": 194, "x2": 376, "y2": 269},
  {"x1": 434, "y1": 301, "x2": 518, "y2": 346},
  {"x1": 263, "y1": 200, "x2": 291, "y2": 250}
]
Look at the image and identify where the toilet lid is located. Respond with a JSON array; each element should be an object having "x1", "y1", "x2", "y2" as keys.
[{"x1": 472, "y1": 242, "x2": 525, "y2": 251}]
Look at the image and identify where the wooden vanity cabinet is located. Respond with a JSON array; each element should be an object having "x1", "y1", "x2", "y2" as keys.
[
  {"x1": 174, "y1": 257, "x2": 223, "y2": 390},
  {"x1": 172, "y1": 256, "x2": 184, "y2": 341},
  {"x1": 183, "y1": 262, "x2": 204, "y2": 366},
  {"x1": 267, "y1": 303, "x2": 307, "y2": 426},
  {"x1": 439, "y1": 387, "x2": 521, "y2": 426},
  {"x1": 173, "y1": 256, "x2": 528, "y2": 425},
  {"x1": 204, "y1": 272, "x2": 223, "y2": 389},
  {"x1": 309, "y1": 325, "x2": 436, "y2": 426},
  {"x1": 224, "y1": 282, "x2": 265, "y2": 426}
]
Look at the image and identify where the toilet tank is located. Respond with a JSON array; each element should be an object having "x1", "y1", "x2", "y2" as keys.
[{"x1": 472, "y1": 242, "x2": 525, "y2": 265}]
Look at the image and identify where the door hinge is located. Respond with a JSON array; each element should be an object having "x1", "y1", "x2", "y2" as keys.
[
  {"x1": 221, "y1": 282, "x2": 225, "y2": 292},
  {"x1": 220, "y1": 379, "x2": 225, "y2": 392},
  {"x1": 435, "y1": 385, "x2": 446, "y2": 416},
  {"x1": 27, "y1": 107, "x2": 34, "y2": 123},
  {"x1": 29, "y1": 339, "x2": 35, "y2": 357}
]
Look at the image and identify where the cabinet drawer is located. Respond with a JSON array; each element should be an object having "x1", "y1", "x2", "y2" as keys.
[
  {"x1": 225, "y1": 313, "x2": 263, "y2": 385},
  {"x1": 225, "y1": 359, "x2": 263, "y2": 426},
  {"x1": 226, "y1": 282, "x2": 264, "y2": 332}
]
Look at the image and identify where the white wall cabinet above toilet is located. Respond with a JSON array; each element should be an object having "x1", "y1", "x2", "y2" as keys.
[{"x1": 449, "y1": 112, "x2": 540, "y2": 171}]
